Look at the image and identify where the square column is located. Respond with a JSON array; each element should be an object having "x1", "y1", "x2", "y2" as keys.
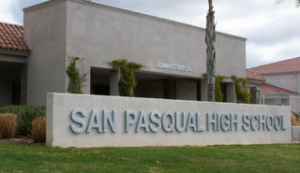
[
  {"x1": 163, "y1": 78, "x2": 176, "y2": 99},
  {"x1": 20, "y1": 64, "x2": 27, "y2": 105},
  {"x1": 226, "y1": 82, "x2": 236, "y2": 103},
  {"x1": 201, "y1": 79, "x2": 208, "y2": 101},
  {"x1": 250, "y1": 87, "x2": 260, "y2": 104},
  {"x1": 110, "y1": 70, "x2": 120, "y2": 96}
]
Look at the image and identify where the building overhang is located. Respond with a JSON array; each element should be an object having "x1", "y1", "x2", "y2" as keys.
[{"x1": 0, "y1": 49, "x2": 29, "y2": 63}]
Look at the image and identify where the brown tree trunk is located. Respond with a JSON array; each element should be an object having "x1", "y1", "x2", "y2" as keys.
[{"x1": 205, "y1": 0, "x2": 216, "y2": 102}]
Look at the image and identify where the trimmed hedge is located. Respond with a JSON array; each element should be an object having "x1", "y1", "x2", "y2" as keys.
[{"x1": 0, "y1": 105, "x2": 46, "y2": 135}]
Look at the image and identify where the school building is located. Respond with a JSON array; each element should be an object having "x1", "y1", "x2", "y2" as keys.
[{"x1": 0, "y1": 0, "x2": 246, "y2": 105}]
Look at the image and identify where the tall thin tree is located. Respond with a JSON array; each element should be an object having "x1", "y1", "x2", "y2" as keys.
[
  {"x1": 205, "y1": 0, "x2": 216, "y2": 102},
  {"x1": 278, "y1": 0, "x2": 300, "y2": 7}
]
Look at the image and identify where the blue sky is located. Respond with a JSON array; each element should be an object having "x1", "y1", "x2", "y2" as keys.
[{"x1": 1, "y1": 0, "x2": 299, "y2": 68}]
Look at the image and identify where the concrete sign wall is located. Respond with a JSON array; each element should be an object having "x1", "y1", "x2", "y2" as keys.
[{"x1": 47, "y1": 93, "x2": 292, "y2": 148}]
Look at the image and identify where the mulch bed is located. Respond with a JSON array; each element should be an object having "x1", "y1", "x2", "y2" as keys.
[{"x1": 0, "y1": 136, "x2": 44, "y2": 145}]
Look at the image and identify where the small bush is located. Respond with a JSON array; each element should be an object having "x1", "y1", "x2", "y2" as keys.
[
  {"x1": 0, "y1": 114, "x2": 17, "y2": 139},
  {"x1": 292, "y1": 112, "x2": 300, "y2": 126},
  {"x1": 31, "y1": 116, "x2": 46, "y2": 143},
  {"x1": 0, "y1": 105, "x2": 46, "y2": 135}
]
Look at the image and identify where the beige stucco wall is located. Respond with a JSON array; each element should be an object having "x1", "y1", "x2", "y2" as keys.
[
  {"x1": 263, "y1": 73, "x2": 299, "y2": 93},
  {"x1": 65, "y1": 0, "x2": 246, "y2": 95},
  {"x1": 24, "y1": 0, "x2": 68, "y2": 105},
  {"x1": 47, "y1": 93, "x2": 291, "y2": 148},
  {"x1": 292, "y1": 126, "x2": 300, "y2": 142},
  {"x1": 24, "y1": 0, "x2": 246, "y2": 105}
]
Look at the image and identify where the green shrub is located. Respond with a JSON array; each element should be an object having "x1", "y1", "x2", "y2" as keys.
[
  {"x1": 32, "y1": 116, "x2": 46, "y2": 143},
  {"x1": 0, "y1": 105, "x2": 46, "y2": 135},
  {"x1": 108, "y1": 58, "x2": 143, "y2": 97},
  {"x1": 202, "y1": 73, "x2": 250, "y2": 103},
  {"x1": 0, "y1": 114, "x2": 17, "y2": 139},
  {"x1": 215, "y1": 76, "x2": 224, "y2": 102},
  {"x1": 231, "y1": 76, "x2": 250, "y2": 103},
  {"x1": 66, "y1": 56, "x2": 88, "y2": 94}
]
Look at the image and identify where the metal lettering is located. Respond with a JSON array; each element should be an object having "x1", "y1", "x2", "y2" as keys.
[
  {"x1": 207, "y1": 113, "x2": 219, "y2": 131},
  {"x1": 149, "y1": 111, "x2": 162, "y2": 132},
  {"x1": 103, "y1": 110, "x2": 117, "y2": 133},
  {"x1": 136, "y1": 111, "x2": 150, "y2": 132},
  {"x1": 274, "y1": 115, "x2": 281, "y2": 130},
  {"x1": 196, "y1": 113, "x2": 205, "y2": 131},
  {"x1": 157, "y1": 62, "x2": 192, "y2": 72},
  {"x1": 70, "y1": 108, "x2": 87, "y2": 133},
  {"x1": 186, "y1": 113, "x2": 197, "y2": 131},
  {"x1": 175, "y1": 112, "x2": 187, "y2": 132},
  {"x1": 230, "y1": 114, "x2": 239, "y2": 131},
  {"x1": 266, "y1": 115, "x2": 274, "y2": 130},
  {"x1": 250, "y1": 114, "x2": 259, "y2": 131},
  {"x1": 220, "y1": 114, "x2": 230, "y2": 131},
  {"x1": 162, "y1": 112, "x2": 175, "y2": 132},
  {"x1": 281, "y1": 115, "x2": 287, "y2": 130},
  {"x1": 125, "y1": 110, "x2": 138, "y2": 132},
  {"x1": 242, "y1": 114, "x2": 250, "y2": 131},
  {"x1": 259, "y1": 114, "x2": 267, "y2": 131},
  {"x1": 87, "y1": 110, "x2": 103, "y2": 133}
]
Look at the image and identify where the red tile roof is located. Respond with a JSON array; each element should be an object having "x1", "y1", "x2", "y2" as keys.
[
  {"x1": 0, "y1": 22, "x2": 30, "y2": 51},
  {"x1": 257, "y1": 83, "x2": 296, "y2": 94},
  {"x1": 250, "y1": 57, "x2": 300, "y2": 74},
  {"x1": 246, "y1": 69, "x2": 265, "y2": 81}
]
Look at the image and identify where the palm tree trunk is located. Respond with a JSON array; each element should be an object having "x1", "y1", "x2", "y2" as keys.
[{"x1": 205, "y1": 0, "x2": 216, "y2": 102}]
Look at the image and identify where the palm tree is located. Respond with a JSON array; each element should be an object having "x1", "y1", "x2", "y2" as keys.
[
  {"x1": 205, "y1": 0, "x2": 216, "y2": 102},
  {"x1": 293, "y1": 0, "x2": 300, "y2": 7},
  {"x1": 278, "y1": 0, "x2": 300, "y2": 7}
]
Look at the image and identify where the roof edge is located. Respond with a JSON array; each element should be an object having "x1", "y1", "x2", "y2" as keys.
[
  {"x1": 0, "y1": 48, "x2": 30, "y2": 57},
  {"x1": 24, "y1": 0, "x2": 247, "y2": 41}
]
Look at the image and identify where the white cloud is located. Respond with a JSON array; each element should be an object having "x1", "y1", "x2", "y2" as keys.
[
  {"x1": 247, "y1": 37, "x2": 300, "y2": 68},
  {"x1": 215, "y1": 0, "x2": 300, "y2": 68},
  {"x1": 0, "y1": 0, "x2": 16, "y2": 24},
  {"x1": 0, "y1": 0, "x2": 49, "y2": 24}
]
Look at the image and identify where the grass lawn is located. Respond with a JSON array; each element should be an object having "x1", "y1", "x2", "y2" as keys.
[{"x1": 0, "y1": 143, "x2": 299, "y2": 173}]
